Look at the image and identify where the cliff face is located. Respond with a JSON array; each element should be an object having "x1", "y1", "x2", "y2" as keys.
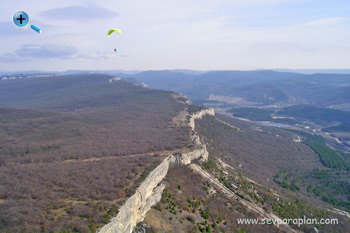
[
  {"x1": 189, "y1": 108, "x2": 215, "y2": 130},
  {"x1": 98, "y1": 108, "x2": 214, "y2": 233},
  {"x1": 169, "y1": 145, "x2": 209, "y2": 165},
  {"x1": 98, "y1": 159, "x2": 169, "y2": 233}
]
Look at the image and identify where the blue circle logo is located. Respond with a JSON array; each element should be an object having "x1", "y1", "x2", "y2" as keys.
[{"x1": 13, "y1": 11, "x2": 30, "y2": 29}]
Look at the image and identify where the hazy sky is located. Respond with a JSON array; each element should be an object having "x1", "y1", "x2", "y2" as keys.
[{"x1": 0, "y1": 0, "x2": 349, "y2": 71}]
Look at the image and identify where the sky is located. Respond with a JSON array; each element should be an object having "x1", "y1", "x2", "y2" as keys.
[{"x1": 0, "y1": 0, "x2": 349, "y2": 71}]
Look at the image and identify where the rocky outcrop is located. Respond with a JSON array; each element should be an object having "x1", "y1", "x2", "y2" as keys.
[
  {"x1": 189, "y1": 108, "x2": 215, "y2": 130},
  {"x1": 98, "y1": 160, "x2": 169, "y2": 233},
  {"x1": 169, "y1": 145, "x2": 208, "y2": 165},
  {"x1": 98, "y1": 108, "x2": 213, "y2": 233}
]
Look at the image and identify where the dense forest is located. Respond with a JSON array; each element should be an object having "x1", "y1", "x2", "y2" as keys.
[
  {"x1": 277, "y1": 105, "x2": 350, "y2": 126},
  {"x1": 306, "y1": 143, "x2": 350, "y2": 170},
  {"x1": 229, "y1": 107, "x2": 273, "y2": 121},
  {"x1": 270, "y1": 129, "x2": 350, "y2": 211},
  {"x1": 323, "y1": 123, "x2": 350, "y2": 132}
]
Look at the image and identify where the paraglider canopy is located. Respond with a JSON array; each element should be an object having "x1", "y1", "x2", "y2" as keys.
[{"x1": 107, "y1": 28, "x2": 122, "y2": 37}]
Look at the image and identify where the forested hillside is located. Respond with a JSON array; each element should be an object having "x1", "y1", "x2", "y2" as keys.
[{"x1": 0, "y1": 75, "x2": 190, "y2": 232}]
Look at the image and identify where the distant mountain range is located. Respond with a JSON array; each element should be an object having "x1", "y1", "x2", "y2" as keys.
[
  {"x1": 2, "y1": 69, "x2": 349, "y2": 109},
  {"x1": 273, "y1": 69, "x2": 350, "y2": 74},
  {"x1": 110, "y1": 70, "x2": 350, "y2": 109},
  {"x1": 2, "y1": 68, "x2": 350, "y2": 76}
]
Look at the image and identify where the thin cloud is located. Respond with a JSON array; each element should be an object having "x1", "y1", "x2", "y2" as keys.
[
  {"x1": 0, "y1": 21, "x2": 54, "y2": 37},
  {"x1": 0, "y1": 45, "x2": 125, "y2": 63},
  {"x1": 79, "y1": 52, "x2": 130, "y2": 60},
  {"x1": 302, "y1": 17, "x2": 347, "y2": 27},
  {"x1": 79, "y1": 52, "x2": 117, "y2": 60},
  {"x1": 251, "y1": 42, "x2": 304, "y2": 51},
  {"x1": 0, "y1": 21, "x2": 23, "y2": 36},
  {"x1": 40, "y1": 5, "x2": 119, "y2": 21},
  {"x1": 0, "y1": 44, "x2": 79, "y2": 63}
]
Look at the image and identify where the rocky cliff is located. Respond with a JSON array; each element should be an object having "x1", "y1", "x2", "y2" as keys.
[
  {"x1": 98, "y1": 108, "x2": 214, "y2": 233},
  {"x1": 189, "y1": 108, "x2": 215, "y2": 130}
]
